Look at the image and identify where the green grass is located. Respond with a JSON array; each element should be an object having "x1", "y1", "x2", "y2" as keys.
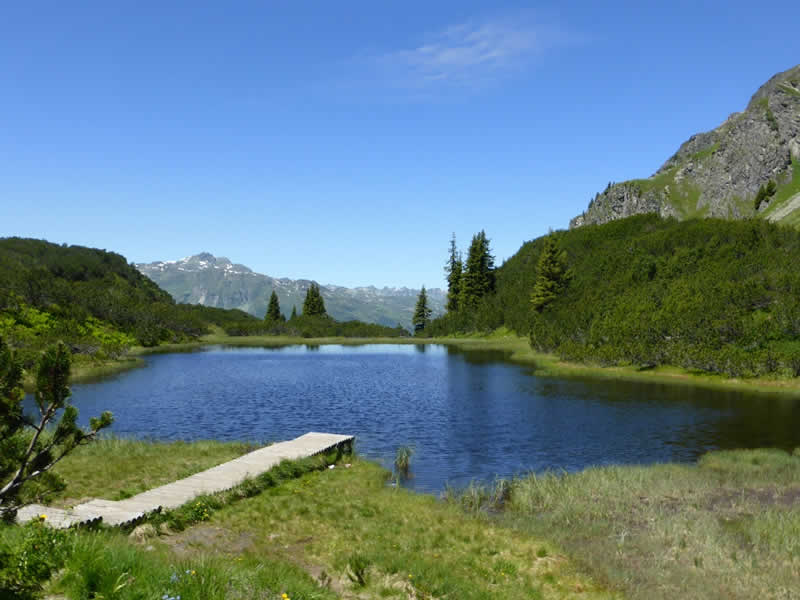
[
  {"x1": 393, "y1": 446, "x2": 414, "y2": 480},
  {"x1": 8, "y1": 435, "x2": 800, "y2": 599},
  {"x1": 21, "y1": 355, "x2": 146, "y2": 391},
  {"x1": 779, "y1": 83, "x2": 800, "y2": 98},
  {"x1": 44, "y1": 437, "x2": 256, "y2": 506},
  {"x1": 760, "y1": 159, "x2": 800, "y2": 223},
  {"x1": 689, "y1": 142, "x2": 719, "y2": 162},
  {"x1": 209, "y1": 458, "x2": 614, "y2": 599},
  {"x1": 496, "y1": 448, "x2": 800, "y2": 600},
  {"x1": 629, "y1": 168, "x2": 707, "y2": 219},
  {"x1": 46, "y1": 529, "x2": 338, "y2": 600},
  {"x1": 4, "y1": 444, "x2": 614, "y2": 599},
  {"x1": 429, "y1": 333, "x2": 800, "y2": 396},
  {"x1": 3, "y1": 451, "x2": 350, "y2": 600}
]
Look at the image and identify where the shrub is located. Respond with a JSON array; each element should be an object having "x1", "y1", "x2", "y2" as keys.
[{"x1": 0, "y1": 518, "x2": 70, "y2": 600}]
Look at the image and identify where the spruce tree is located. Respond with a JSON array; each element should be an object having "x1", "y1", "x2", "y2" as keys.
[
  {"x1": 444, "y1": 233, "x2": 463, "y2": 312},
  {"x1": 290, "y1": 305, "x2": 297, "y2": 320},
  {"x1": 530, "y1": 235, "x2": 570, "y2": 313},
  {"x1": 413, "y1": 286, "x2": 432, "y2": 333},
  {"x1": 302, "y1": 283, "x2": 326, "y2": 317},
  {"x1": 459, "y1": 230, "x2": 495, "y2": 310},
  {"x1": 265, "y1": 290, "x2": 283, "y2": 322}
]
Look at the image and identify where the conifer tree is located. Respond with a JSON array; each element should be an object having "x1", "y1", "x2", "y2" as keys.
[
  {"x1": 1, "y1": 339, "x2": 113, "y2": 516},
  {"x1": 413, "y1": 286, "x2": 432, "y2": 333},
  {"x1": 290, "y1": 305, "x2": 297, "y2": 320},
  {"x1": 754, "y1": 184, "x2": 768, "y2": 210},
  {"x1": 766, "y1": 179, "x2": 777, "y2": 198},
  {"x1": 459, "y1": 230, "x2": 495, "y2": 310},
  {"x1": 265, "y1": 291, "x2": 283, "y2": 322},
  {"x1": 444, "y1": 233, "x2": 463, "y2": 312},
  {"x1": 530, "y1": 235, "x2": 570, "y2": 313},
  {"x1": 302, "y1": 283, "x2": 326, "y2": 317}
]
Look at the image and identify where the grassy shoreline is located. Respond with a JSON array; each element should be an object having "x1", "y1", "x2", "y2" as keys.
[
  {"x1": 116, "y1": 331, "x2": 800, "y2": 396},
  {"x1": 23, "y1": 356, "x2": 147, "y2": 392},
  {"x1": 6, "y1": 438, "x2": 799, "y2": 599},
  {"x1": 5, "y1": 439, "x2": 616, "y2": 600}
]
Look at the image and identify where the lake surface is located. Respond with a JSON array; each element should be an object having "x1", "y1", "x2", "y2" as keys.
[{"x1": 60, "y1": 344, "x2": 800, "y2": 492}]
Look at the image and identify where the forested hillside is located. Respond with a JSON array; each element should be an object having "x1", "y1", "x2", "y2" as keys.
[
  {"x1": 0, "y1": 238, "x2": 409, "y2": 365},
  {"x1": 430, "y1": 217, "x2": 800, "y2": 377},
  {"x1": 0, "y1": 238, "x2": 259, "y2": 364}
]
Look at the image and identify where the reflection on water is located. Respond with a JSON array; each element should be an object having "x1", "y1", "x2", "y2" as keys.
[{"x1": 42, "y1": 344, "x2": 800, "y2": 492}]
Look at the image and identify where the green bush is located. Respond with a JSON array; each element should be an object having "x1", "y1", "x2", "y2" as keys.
[
  {"x1": 0, "y1": 518, "x2": 70, "y2": 600},
  {"x1": 433, "y1": 215, "x2": 800, "y2": 378}
]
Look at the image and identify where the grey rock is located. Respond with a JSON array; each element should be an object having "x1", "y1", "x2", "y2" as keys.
[
  {"x1": 136, "y1": 254, "x2": 445, "y2": 330},
  {"x1": 571, "y1": 64, "x2": 800, "y2": 228}
]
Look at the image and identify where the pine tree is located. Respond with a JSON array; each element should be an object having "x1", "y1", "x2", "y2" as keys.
[
  {"x1": 444, "y1": 233, "x2": 463, "y2": 312},
  {"x1": 530, "y1": 235, "x2": 570, "y2": 313},
  {"x1": 302, "y1": 283, "x2": 326, "y2": 317},
  {"x1": 265, "y1": 291, "x2": 283, "y2": 322},
  {"x1": 459, "y1": 230, "x2": 495, "y2": 310},
  {"x1": 1, "y1": 339, "x2": 113, "y2": 516},
  {"x1": 290, "y1": 305, "x2": 297, "y2": 320},
  {"x1": 766, "y1": 179, "x2": 777, "y2": 197},
  {"x1": 754, "y1": 184, "x2": 768, "y2": 210},
  {"x1": 413, "y1": 286, "x2": 432, "y2": 333}
]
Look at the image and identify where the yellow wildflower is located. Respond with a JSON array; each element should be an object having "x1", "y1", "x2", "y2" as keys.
[{"x1": 39, "y1": 514, "x2": 47, "y2": 520}]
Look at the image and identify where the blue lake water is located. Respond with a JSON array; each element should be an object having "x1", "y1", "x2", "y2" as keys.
[{"x1": 58, "y1": 344, "x2": 800, "y2": 492}]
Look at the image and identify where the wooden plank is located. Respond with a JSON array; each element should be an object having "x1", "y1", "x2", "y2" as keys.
[{"x1": 16, "y1": 432, "x2": 353, "y2": 529}]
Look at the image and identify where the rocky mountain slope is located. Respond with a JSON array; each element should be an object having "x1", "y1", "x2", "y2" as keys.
[
  {"x1": 571, "y1": 64, "x2": 800, "y2": 228},
  {"x1": 136, "y1": 253, "x2": 445, "y2": 330}
]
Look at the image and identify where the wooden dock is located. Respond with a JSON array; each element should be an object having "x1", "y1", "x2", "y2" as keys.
[{"x1": 16, "y1": 432, "x2": 353, "y2": 529}]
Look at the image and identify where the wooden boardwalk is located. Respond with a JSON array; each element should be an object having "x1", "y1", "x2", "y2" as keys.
[{"x1": 17, "y1": 432, "x2": 353, "y2": 529}]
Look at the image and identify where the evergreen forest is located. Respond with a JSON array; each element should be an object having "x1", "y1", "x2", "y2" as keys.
[
  {"x1": 429, "y1": 216, "x2": 800, "y2": 378},
  {"x1": 0, "y1": 237, "x2": 407, "y2": 365}
]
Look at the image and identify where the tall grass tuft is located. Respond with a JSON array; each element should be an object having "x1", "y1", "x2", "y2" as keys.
[
  {"x1": 441, "y1": 477, "x2": 517, "y2": 515},
  {"x1": 393, "y1": 445, "x2": 414, "y2": 480},
  {"x1": 345, "y1": 553, "x2": 371, "y2": 587}
]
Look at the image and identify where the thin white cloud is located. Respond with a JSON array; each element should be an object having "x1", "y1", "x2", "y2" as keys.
[{"x1": 370, "y1": 17, "x2": 575, "y2": 91}]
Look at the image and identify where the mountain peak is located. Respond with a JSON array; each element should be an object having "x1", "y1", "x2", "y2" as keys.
[
  {"x1": 571, "y1": 64, "x2": 800, "y2": 229},
  {"x1": 136, "y1": 256, "x2": 445, "y2": 329},
  {"x1": 185, "y1": 252, "x2": 232, "y2": 266}
]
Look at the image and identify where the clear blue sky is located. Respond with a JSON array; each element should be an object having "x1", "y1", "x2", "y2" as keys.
[{"x1": 2, "y1": 1, "x2": 798, "y2": 288}]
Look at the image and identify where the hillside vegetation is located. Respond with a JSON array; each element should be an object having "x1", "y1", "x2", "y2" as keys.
[
  {"x1": 430, "y1": 216, "x2": 800, "y2": 378},
  {"x1": 0, "y1": 238, "x2": 261, "y2": 364},
  {"x1": 0, "y1": 238, "x2": 409, "y2": 366}
]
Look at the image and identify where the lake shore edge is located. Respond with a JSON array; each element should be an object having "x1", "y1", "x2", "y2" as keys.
[
  {"x1": 97, "y1": 331, "x2": 800, "y2": 396},
  {"x1": 8, "y1": 437, "x2": 799, "y2": 600}
]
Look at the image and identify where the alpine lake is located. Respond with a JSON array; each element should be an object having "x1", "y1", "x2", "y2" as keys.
[{"x1": 61, "y1": 344, "x2": 800, "y2": 493}]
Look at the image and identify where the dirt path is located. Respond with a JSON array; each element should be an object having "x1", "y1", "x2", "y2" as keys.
[{"x1": 767, "y1": 191, "x2": 800, "y2": 222}]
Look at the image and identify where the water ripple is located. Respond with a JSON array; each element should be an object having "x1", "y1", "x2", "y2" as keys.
[{"x1": 55, "y1": 344, "x2": 800, "y2": 493}]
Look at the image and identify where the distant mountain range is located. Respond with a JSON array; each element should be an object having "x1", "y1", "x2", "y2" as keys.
[{"x1": 136, "y1": 253, "x2": 445, "y2": 330}]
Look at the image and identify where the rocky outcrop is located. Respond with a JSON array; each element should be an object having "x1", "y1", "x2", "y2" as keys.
[{"x1": 571, "y1": 64, "x2": 800, "y2": 228}]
